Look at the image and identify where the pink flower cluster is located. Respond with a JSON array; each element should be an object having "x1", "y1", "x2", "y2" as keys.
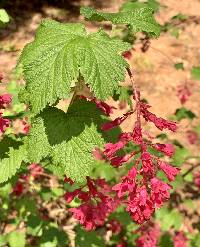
[
  {"x1": 136, "y1": 221, "x2": 160, "y2": 247},
  {"x1": 173, "y1": 231, "x2": 188, "y2": 247},
  {"x1": 65, "y1": 83, "x2": 180, "y2": 230},
  {"x1": 0, "y1": 94, "x2": 12, "y2": 134},
  {"x1": 64, "y1": 177, "x2": 119, "y2": 230},
  {"x1": 94, "y1": 89, "x2": 179, "y2": 225}
]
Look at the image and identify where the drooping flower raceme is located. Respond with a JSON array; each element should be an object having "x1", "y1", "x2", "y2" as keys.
[{"x1": 64, "y1": 70, "x2": 180, "y2": 230}]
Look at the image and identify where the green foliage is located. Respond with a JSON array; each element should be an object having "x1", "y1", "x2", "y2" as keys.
[
  {"x1": 120, "y1": 0, "x2": 160, "y2": 12},
  {"x1": 191, "y1": 66, "x2": 200, "y2": 81},
  {"x1": 26, "y1": 100, "x2": 107, "y2": 183},
  {"x1": 174, "y1": 107, "x2": 196, "y2": 121},
  {"x1": 75, "y1": 226, "x2": 105, "y2": 247},
  {"x1": 174, "y1": 62, "x2": 184, "y2": 70},
  {"x1": 156, "y1": 206, "x2": 183, "y2": 231},
  {"x1": 81, "y1": 7, "x2": 160, "y2": 37},
  {"x1": 0, "y1": 9, "x2": 9, "y2": 24},
  {"x1": 19, "y1": 19, "x2": 130, "y2": 114},
  {"x1": 0, "y1": 138, "x2": 26, "y2": 183}
]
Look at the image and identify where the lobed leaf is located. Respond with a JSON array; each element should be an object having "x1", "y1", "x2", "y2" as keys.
[
  {"x1": 26, "y1": 100, "x2": 108, "y2": 183},
  {"x1": 19, "y1": 20, "x2": 130, "y2": 114},
  {"x1": 81, "y1": 7, "x2": 161, "y2": 37}
]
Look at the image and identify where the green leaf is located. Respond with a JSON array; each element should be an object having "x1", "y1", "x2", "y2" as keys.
[
  {"x1": 19, "y1": 19, "x2": 130, "y2": 114},
  {"x1": 40, "y1": 225, "x2": 68, "y2": 247},
  {"x1": 0, "y1": 137, "x2": 26, "y2": 184},
  {"x1": 191, "y1": 66, "x2": 200, "y2": 80},
  {"x1": 26, "y1": 100, "x2": 108, "y2": 183},
  {"x1": 7, "y1": 231, "x2": 26, "y2": 247},
  {"x1": 175, "y1": 107, "x2": 196, "y2": 121},
  {"x1": 26, "y1": 215, "x2": 43, "y2": 236},
  {"x1": 81, "y1": 7, "x2": 160, "y2": 37},
  {"x1": 174, "y1": 62, "x2": 184, "y2": 70},
  {"x1": 172, "y1": 147, "x2": 190, "y2": 166},
  {"x1": 158, "y1": 233, "x2": 173, "y2": 247},
  {"x1": 75, "y1": 226, "x2": 105, "y2": 247},
  {"x1": 0, "y1": 9, "x2": 10, "y2": 23},
  {"x1": 120, "y1": 0, "x2": 160, "y2": 12}
]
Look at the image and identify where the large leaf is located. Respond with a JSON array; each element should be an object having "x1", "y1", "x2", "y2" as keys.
[
  {"x1": 0, "y1": 137, "x2": 26, "y2": 184},
  {"x1": 80, "y1": 7, "x2": 160, "y2": 37},
  {"x1": 26, "y1": 100, "x2": 108, "y2": 183},
  {"x1": 19, "y1": 19, "x2": 130, "y2": 114}
]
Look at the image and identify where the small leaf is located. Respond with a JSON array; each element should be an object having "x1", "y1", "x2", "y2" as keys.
[
  {"x1": 81, "y1": 7, "x2": 161, "y2": 37},
  {"x1": 120, "y1": 0, "x2": 160, "y2": 12},
  {"x1": 172, "y1": 147, "x2": 190, "y2": 166},
  {"x1": 175, "y1": 107, "x2": 196, "y2": 121},
  {"x1": 0, "y1": 9, "x2": 10, "y2": 23},
  {"x1": 7, "y1": 231, "x2": 26, "y2": 247},
  {"x1": 174, "y1": 62, "x2": 184, "y2": 70},
  {"x1": 191, "y1": 66, "x2": 200, "y2": 80}
]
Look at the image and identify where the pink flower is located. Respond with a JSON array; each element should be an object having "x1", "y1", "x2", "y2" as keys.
[
  {"x1": 159, "y1": 162, "x2": 180, "y2": 181},
  {"x1": 112, "y1": 167, "x2": 137, "y2": 198},
  {"x1": 0, "y1": 94, "x2": 12, "y2": 108},
  {"x1": 193, "y1": 172, "x2": 200, "y2": 187},
  {"x1": 133, "y1": 121, "x2": 143, "y2": 144},
  {"x1": 123, "y1": 50, "x2": 132, "y2": 60},
  {"x1": 93, "y1": 99, "x2": 116, "y2": 116},
  {"x1": 0, "y1": 114, "x2": 10, "y2": 133},
  {"x1": 101, "y1": 111, "x2": 133, "y2": 131},
  {"x1": 186, "y1": 130, "x2": 199, "y2": 145},
  {"x1": 177, "y1": 84, "x2": 192, "y2": 105},
  {"x1": 127, "y1": 187, "x2": 154, "y2": 224},
  {"x1": 136, "y1": 222, "x2": 160, "y2": 247},
  {"x1": 173, "y1": 232, "x2": 188, "y2": 247},
  {"x1": 153, "y1": 143, "x2": 175, "y2": 157},
  {"x1": 150, "y1": 178, "x2": 171, "y2": 207},
  {"x1": 28, "y1": 163, "x2": 44, "y2": 178},
  {"x1": 141, "y1": 104, "x2": 177, "y2": 132},
  {"x1": 141, "y1": 151, "x2": 154, "y2": 176},
  {"x1": 64, "y1": 189, "x2": 81, "y2": 203},
  {"x1": 104, "y1": 141, "x2": 125, "y2": 158},
  {"x1": 13, "y1": 182, "x2": 24, "y2": 196},
  {"x1": 64, "y1": 176, "x2": 74, "y2": 185}
]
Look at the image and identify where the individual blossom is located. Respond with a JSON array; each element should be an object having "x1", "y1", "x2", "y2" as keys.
[
  {"x1": 173, "y1": 231, "x2": 188, "y2": 247},
  {"x1": 152, "y1": 143, "x2": 175, "y2": 157},
  {"x1": 150, "y1": 178, "x2": 171, "y2": 207},
  {"x1": 193, "y1": 172, "x2": 200, "y2": 187},
  {"x1": 112, "y1": 167, "x2": 137, "y2": 198},
  {"x1": 0, "y1": 93, "x2": 12, "y2": 108},
  {"x1": 29, "y1": 163, "x2": 44, "y2": 178},
  {"x1": 177, "y1": 83, "x2": 192, "y2": 105},
  {"x1": 123, "y1": 50, "x2": 133, "y2": 60},
  {"x1": 159, "y1": 161, "x2": 180, "y2": 181},
  {"x1": 12, "y1": 181, "x2": 24, "y2": 196},
  {"x1": 140, "y1": 103, "x2": 177, "y2": 132},
  {"x1": 186, "y1": 130, "x2": 199, "y2": 145},
  {"x1": 127, "y1": 187, "x2": 154, "y2": 224},
  {"x1": 93, "y1": 98, "x2": 116, "y2": 116},
  {"x1": 0, "y1": 113, "x2": 10, "y2": 133},
  {"x1": 136, "y1": 221, "x2": 160, "y2": 247}
]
